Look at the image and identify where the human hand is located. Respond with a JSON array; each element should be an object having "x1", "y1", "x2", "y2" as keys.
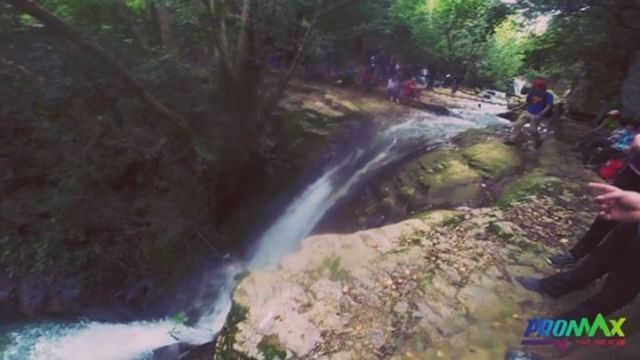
[{"x1": 589, "y1": 183, "x2": 640, "y2": 222}]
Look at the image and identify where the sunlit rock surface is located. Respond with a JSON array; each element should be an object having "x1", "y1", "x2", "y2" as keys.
[{"x1": 215, "y1": 138, "x2": 609, "y2": 359}]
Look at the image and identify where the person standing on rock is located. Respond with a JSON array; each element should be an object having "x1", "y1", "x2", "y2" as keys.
[
  {"x1": 518, "y1": 183, "x2": 640, "y2": 319},
  {"x1": 506, "y1": 78, "x2": 554, "y2": 147},
  {"x1": 548, "y1": 131, "x2": 640, "y2": 267},
  {"x1": 387, "y1": 74, "x2": 401, "y2": 104}
]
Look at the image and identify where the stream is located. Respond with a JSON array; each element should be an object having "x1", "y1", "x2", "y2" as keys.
[{"x1": 1, "y1": 101, "x2": 510, "y2": 360}]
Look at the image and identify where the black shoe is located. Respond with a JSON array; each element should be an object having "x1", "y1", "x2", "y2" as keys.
[
  {"x1": 546, "y1": 252, "x2": 577, "y2": 268},
  {"x1": 516, "y1": 276, "x2": 555, "y2": 299}
]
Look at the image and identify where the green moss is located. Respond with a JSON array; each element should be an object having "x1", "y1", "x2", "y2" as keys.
[
  {"x1": 171, "y1": 312, "x2": 189, "y2": 325},
  {"x1": 417, "y1": 151, "x2": 481, "y2": 188},
  {"x1": 462, "y1": 141, "x2": 522, "y2": 178},
  {"x1": 257, "y1": 334, "x2": 287, "y2": 360},
  {"x1": 214, "y1": 302, "x2": 253, "y2": 360},
  {"x1": 497, "y1": 171, "x2": 560, "y2": 208}
]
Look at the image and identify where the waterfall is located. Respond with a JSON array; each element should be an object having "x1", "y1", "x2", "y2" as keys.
[
  {"x1": 514, "y1": 78, "x2": 527, "y2": 96},
  {"x1": 1, "y1": 109, "x2": 508, "y2": 360}
]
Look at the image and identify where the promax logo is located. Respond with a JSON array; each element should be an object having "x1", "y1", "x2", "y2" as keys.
[{"x1": 521, "y1": 314, "x2": 626, "y2": 351}]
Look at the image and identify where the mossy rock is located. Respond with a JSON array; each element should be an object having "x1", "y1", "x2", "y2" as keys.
[
  {"x1": 415, "y1": 151, "x2": 482, "y2": 188},
  {"x1": 462, "y1": 141, "x2": 522, "y2": 178},
  {"x1": 497, "y1": 171, "x2": 561, "y2": 208},
  {"x1": 365, "y1": 150, "x2": 485, "y2": 214}
]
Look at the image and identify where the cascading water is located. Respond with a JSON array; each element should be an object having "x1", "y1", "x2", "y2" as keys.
[
  {"x1": 2, "y1": 107, "x2": 509, "y2": 360},
  {"x1": 514, "y1": 78, "x2": 527, "y2": 96}
]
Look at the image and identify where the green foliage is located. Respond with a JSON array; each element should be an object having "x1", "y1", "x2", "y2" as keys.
[
  {"x1": 387, "y1": 0, "x2": 511, "y2": 66},
  {"x1": 523, "y1": 0, "x2": 640, "y2": 95},
  {"x1": 477, "y1": 18, "x2": 531, "y2": 91}
]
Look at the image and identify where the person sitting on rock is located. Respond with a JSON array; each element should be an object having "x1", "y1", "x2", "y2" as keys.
[
  {"x1": 548, "y1": 133, "x2": 640, "y2": 267},
  {"x1": 506, "y1": 78, "x2": 554, "y2": 147},
  {"x1": 582, "y1": 114, "x2": 638, "y2": 166},
  {"x1": 577, "y1": 109, "x2": 622, "y2": 155},
  {"x1": 519, "y1": 183, "x2": 640, "y2": 319}
]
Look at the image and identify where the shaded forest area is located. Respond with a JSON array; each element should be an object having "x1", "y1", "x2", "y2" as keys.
[{"x1": 1, "y1": 0, "x2": 639, "y2": 319}]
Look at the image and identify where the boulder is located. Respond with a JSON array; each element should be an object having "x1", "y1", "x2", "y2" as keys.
[
  {"x1": 218, "y1": 182, "x2": 597, "y2": 359},
  {"x1": 462, "y1": 141, "x2": 522, "y2": 178}
]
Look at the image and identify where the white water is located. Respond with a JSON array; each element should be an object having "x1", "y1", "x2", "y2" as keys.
[
  {"x1": 2, "y1": 109, "x2": 508, "y2": 360},
  {"x1": 249, "y1": 109, "x2": 508, "y2": 269},
  {"x1": 514, "y1": 78, "x2": 527, "y2": 96}
]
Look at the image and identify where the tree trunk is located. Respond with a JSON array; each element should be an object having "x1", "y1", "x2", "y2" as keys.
[
  {"x1": 235, "y1": 0, "x2": 251, "y2": 69},
  {"x1": 152, "y1": 0, "x2": 180, "y2": 59},
  {"x1": 114, "y1": 0, "x2": 149, "y2": 49}
]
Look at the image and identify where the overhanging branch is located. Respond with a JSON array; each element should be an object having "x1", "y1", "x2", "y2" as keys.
[{"x1": 5, "y1": 0, "x2": 190, "y2": 129}]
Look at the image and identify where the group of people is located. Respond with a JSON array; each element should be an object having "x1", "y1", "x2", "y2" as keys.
[
  {"x1": 577, "y1": 109, "x2": 640, "y2": 179},
  {"x1": 299, "y1": 49, "x2": 464, "y2": 106},
  {"x1": 361, "y1": 51, "x2": 464, "y2": 104},
  {"x1": 508, "y1": 80, "x2": 640, "y2": 323}
]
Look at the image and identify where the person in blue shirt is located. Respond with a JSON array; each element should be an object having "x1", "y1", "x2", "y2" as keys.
[{"x1": 507, "y1": 78, "x2": 554, "y2": 145}]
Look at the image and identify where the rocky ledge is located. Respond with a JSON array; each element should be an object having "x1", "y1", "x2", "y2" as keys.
[{"x1": 211, "y1": 139, "x2": 640, "y2": 360}]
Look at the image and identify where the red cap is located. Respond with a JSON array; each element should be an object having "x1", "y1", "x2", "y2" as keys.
[{"x1": 533, "y1": 78, "x2": 547, "y2": 90}]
